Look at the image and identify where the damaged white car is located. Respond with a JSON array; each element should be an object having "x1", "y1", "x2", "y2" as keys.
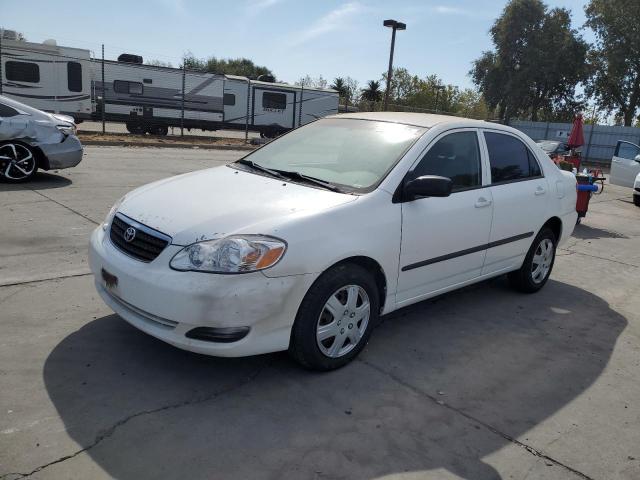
[
  {"x1": 90, "y1": 113, "x2": 577, "y2": 370},
  {"x1": 0, "y1": 95, "x2": 83, "y2": 182}
]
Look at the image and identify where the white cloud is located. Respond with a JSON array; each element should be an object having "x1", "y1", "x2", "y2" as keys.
[
  {"x1": 250, "y1": 0, "x2": 284, "y2": 12},
  {"x1": 430, "y1": 5, "x2": 472, "y2": 16},
  {"x1": 293, "y1": 2, "x2": 363, "y2": 45}
]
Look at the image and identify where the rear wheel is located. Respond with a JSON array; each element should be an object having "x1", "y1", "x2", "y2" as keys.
[
  {"x1": 633, "y1": 195, "x2": 640, "y2": 207},
  {"x1": 289, "y1": 264, "x2": 379, "y2": 370},
  {"x1": 508, "y1": 227, "x2": 556, "y2": 293},
  {"x1": 0, "y1": 142, "x2": 38, "y2": 183},
  {"x1": 126, "y1": 122, "x2": 145, "y2": 135}
]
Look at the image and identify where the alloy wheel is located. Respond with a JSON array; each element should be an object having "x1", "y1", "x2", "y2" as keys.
[
  {"x1": 316, "y1": 285, "x2": 370, "y2": 358},
  {"x1": 0, "y1": 144, "x2": 36, "y2": 181}
]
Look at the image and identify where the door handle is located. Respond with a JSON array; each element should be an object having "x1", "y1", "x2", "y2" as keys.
[
  {"x1": 535, "y1": 186, "x2": 546, "y2": 196},
  {"x1": 475, "y1": 197, "x2": 492, "y2": 208}
]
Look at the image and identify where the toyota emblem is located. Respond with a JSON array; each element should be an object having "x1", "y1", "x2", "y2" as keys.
[{"x1": 124, "y1": 226, "x2": 137, "y2": 243}]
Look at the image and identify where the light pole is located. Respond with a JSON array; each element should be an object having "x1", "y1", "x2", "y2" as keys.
[{"x1": 383, "y1": 19, "x2": 406, "y2": 111}]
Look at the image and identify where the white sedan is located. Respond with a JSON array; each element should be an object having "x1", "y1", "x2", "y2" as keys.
[{"x1": 89, "y1": 113, "x2": 577, "y2": 370}]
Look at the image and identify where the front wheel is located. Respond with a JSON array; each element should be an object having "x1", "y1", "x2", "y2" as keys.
[
  {"x1": 289, "y1": 264, "x2": 379, "y2": 370},
  {"x1": 0, "y1": 142, "x2": 38, "y2": 183},
  {"x1": 508, "y1": 227, "x2": 556, "y2": 293},
  {"x1": 633, "y1": 195, "x2": 640, "y2": 207}
]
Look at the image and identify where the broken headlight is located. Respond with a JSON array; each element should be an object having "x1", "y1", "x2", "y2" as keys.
[{"x1": 170, "y1": 235, "x2": 286, "y2": 273}]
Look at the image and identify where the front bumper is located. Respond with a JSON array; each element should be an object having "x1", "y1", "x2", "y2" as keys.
[
  {"x1": 89, "y1": 227, "x2": 316, "y2": 357},
  {"x1": 39, "y1": 134, "x2": 83, "y2": 170}
]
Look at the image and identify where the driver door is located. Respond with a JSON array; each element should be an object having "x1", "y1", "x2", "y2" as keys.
[
  {"x1": 611, "y1": 141, "x2": 640, "y2": 188},
  {"x1": 396, "y1": 129, "x2": 493, "y2": 305}
]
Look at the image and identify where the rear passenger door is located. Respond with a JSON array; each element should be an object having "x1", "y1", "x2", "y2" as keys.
[{"x1": 481, "y1": 130, "x2": 549, "y2": 276}]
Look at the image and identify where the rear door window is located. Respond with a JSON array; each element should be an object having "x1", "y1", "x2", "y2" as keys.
[{"x1": 484, "y1": 132, "x2": 541, "y2": 183}]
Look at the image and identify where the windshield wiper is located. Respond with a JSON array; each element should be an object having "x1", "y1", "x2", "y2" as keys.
[
  {"x1": 235, "y1": 159, "x2": 286, "y2": 180},
  {"x1": 273, "y1": 169, "x2": 342, "y2": 192}
]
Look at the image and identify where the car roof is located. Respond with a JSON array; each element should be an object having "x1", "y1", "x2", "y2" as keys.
[{"x1": 324, "y1": 111, "x2": 498, "y2": 129}]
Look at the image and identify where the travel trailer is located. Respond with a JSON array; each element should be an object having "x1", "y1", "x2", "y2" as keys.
[
  {"x1": 0, "y1": 33, "x2": 339, "y2": 135},
  {"x1": 0, "y1": 34, "x2": 93, "y2": 121}
]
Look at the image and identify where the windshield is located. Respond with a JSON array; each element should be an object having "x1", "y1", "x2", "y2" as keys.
[{"x1": 239, "y1": 118, "x2": 426, "y2": 191}]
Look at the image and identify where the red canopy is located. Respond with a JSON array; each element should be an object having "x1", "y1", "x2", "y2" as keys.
[{"x1": 567, "y1": 113, "x2": 584, "y2": 149}]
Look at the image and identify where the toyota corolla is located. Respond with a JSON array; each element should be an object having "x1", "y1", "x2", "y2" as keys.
[{"x1": 89, "y1": 113, "x2": 577, "y2": 370}]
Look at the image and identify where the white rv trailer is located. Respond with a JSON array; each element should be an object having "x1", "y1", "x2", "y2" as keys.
[
  {"x1": 0, "y1": 34, "x2": 339, "y2": 135},
  {"x1": 91, "y1": 59, "x2": 338, "y2": 136},
  {"x1": 0, "y1": 35, "x2": 93, "y2": 121}
]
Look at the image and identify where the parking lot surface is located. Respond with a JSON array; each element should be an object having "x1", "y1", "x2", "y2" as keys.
[{"x1": 1, "y1": 146, "x2": 639, "y2": 480}]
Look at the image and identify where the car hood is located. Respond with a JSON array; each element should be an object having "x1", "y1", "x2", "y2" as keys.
[{"x1": 119, "y1": 165, "x2": 358, "y2": 245}]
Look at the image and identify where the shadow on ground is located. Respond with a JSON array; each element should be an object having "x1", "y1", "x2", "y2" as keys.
[
  {"x1": 42, "y1": 278, "x2": 625, "y2": 480},
  {"x1": 572, "y1": 222, "x2": 628, "y2": 240},
  {"x1": 0, "y1": 172, "x2": 72, "y2": 191}
]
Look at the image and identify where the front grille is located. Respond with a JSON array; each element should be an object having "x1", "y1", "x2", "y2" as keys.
[{"x1": 110, "y1": 213, "x2": 171, "y2": 262}]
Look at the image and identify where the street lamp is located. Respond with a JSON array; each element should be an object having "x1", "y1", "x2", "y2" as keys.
[{"x1": 383, "y1": 19, "x2": 406, "y2": 111}]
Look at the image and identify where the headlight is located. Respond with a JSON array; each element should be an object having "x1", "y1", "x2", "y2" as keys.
[
  {"x1": 102, "y1": 196, "x2": 125, "y2": 231},
  {"x1": 56, "y1": 124, "x2": 76, "y2": 136},
  {"x1": 170, "y1": 235, "x2": 286, "y2": 273}
]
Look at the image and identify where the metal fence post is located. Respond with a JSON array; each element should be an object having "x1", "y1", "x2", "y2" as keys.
[
  {"x1": 0, "y1": 32, "x2": 3, "y2": 95},
  {"x1": 298, "y1": 80, "x2": 304, "y2": 127},
  {"x1": 101, "y1": 44, "x2": 105, "y2": 134},
  {"x1": 584, "y1": 124, "x2": 595, "y2": 163},
  {"x1": 245, "y1": 79, "x2": 250, "y2": 143},
  {"x1": 181, "y1": 67, "x2": 185, "y2": 137}
]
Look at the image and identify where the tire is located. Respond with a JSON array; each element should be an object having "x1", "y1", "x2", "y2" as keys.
[
  {"x1": 508, "y1": 227, "x2": 556, "y2": 293},
  {"x1": 126, "y1": 123, "x2": 145, "y2": 135},
  {"x1": 148, "y1": 125, "x2": 169, "y2": 136},
  {"x1": 0, "y1": 142, "x2": 38, "y2": 183},
  {"x1": 289, "y1": 263, "x2": 379, "y2": 370},
  {"x1": 633, "y1": 195, "x2": 640, "y2": 207}
]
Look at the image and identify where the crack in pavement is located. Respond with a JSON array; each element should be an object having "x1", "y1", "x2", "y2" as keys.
[
  {"x1": 559, "y1": 247, "x2": 638, "y2": 268},
  {"x1": 29, "y1": 189, "x2": 100, "y2": 226},
  {"x1": 0, "y1": 271, "x2": 92, "y2": 288},
  {"x1": 358, "y1": 358, "x2": 595, "y2": 480},
  {"x1": 1, "y1": 362, "x2": 271, "y2": 479}
]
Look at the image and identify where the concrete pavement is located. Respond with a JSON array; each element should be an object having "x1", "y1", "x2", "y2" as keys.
[{"x1": 1, "y1": 147, "x2": 639, "y2": 479}]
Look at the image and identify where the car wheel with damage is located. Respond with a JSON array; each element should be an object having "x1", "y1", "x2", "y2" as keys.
[
  {"x1": 0, "y1": 142, "x2": 38, "y2": 183},
  {"x1": 289, "y1": 263, "x2": 379, "y2": 370}
]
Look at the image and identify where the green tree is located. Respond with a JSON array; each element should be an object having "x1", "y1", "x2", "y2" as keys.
[
  {"x1": 381, "y1": 67, "x2": 420, "y2": 105},
  {"x1": 330, "y1": 77, "x2": 347, "y2": 98},
  {"x1": 296, "y1": 75, "x2": 328, "y2": 89},
  {"x1": 361, "y1": 80, "x2": 383, "y2": 102},
  {"x1": 181, "y1": 52, "x2": 274, "y2": 79},
  {"x1": 471, "y1": 0, "x2": 587, "y2": 122},
  {"x1": 146, "y1": 59, "x2": 173, "y2": 68},
  {"x1": 585, "y1": 0, "x2": 640, "y2": 126}
]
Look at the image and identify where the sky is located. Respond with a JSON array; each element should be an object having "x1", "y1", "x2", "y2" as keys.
[{"x1": 1, "y1": 0, "x2": 593, "y2": 89}]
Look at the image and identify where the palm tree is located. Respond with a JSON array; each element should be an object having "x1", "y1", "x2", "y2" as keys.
[
  {"x1": 361, "y1": 80, "x2": 383, "y2": 102},
  {"x1": 330, "y1": 77, "x2": 347, "y2": 98}
]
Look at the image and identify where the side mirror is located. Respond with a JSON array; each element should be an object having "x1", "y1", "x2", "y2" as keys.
[
  {"x1": 403, "y1": 175, "x2": 452, "y2": 201},
  {"x1": 634, "y1": 154, "x2": 640, "y2": 162}
]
